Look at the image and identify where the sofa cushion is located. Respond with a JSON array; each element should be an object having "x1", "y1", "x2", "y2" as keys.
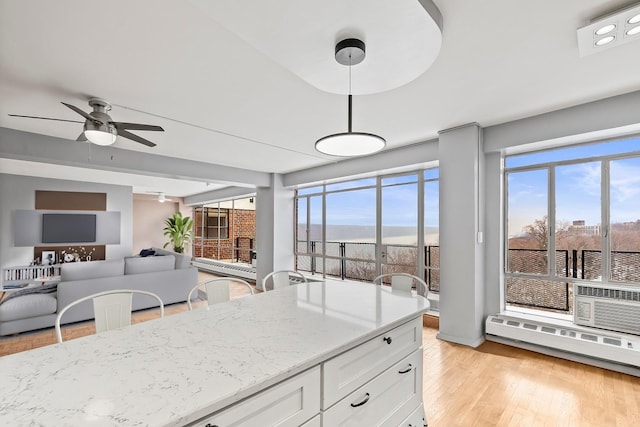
[
  {"x1": 0, "y1": 293, "x2": 57, "y2": 321},
  {"x1": 61, "y1": 259, "x2": 125, "y2": 281},
  {"x1": 125, "y1": 255, "x2": 175, "y2": 275},
  {"x1": 151, "y1": 247, "x2": 191, "y2": 269}
]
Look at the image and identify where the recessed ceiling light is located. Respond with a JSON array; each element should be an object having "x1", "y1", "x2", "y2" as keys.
[
  {"x1": 577, "y1": 2, "x2": 640, "y2": 56},
  {"x1": 595, "y1": 36, "x2": 616, "y2": 46},
  {"x1": 595, "y1": 24, "x2": 616, "y2": 35}
]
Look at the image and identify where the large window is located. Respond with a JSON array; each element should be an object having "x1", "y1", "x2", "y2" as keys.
[
  {"x1": 504, "y1": 136, "x2": 640, "y2": 316},
  {"x1": 295, "y1": 169, "x2": 439, "y2": 292},
  {"x1": 193, "y1": 197, "x2": 256, "y2": 263}
]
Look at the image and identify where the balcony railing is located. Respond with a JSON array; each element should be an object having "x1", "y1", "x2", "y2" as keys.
[
  {"x1": 296, "y1": 240, "x2": 440, "y2": 292},
  {"x1": 506, "y1": 248, "x2": 640, "y2": 313}
]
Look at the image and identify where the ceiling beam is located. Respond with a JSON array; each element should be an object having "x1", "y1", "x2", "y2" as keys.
[{"x1": 0, "y1": 127, "x2": 270, "y2": 188}]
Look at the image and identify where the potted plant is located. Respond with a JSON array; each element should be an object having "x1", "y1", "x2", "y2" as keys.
[{"x1": 163, "y1": 211, "x2": 194, "y2": 253}]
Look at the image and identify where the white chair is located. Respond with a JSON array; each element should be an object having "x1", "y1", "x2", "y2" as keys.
[
  {"x1": 55, "y1": 289, "x2": 164, "y2": 343},
  {"x1": 261, "y1": 270, "x2": 307, "y2": 292},
  {"x1": 187, "y1": 277, "x2": 254, "y2": 310},
  {"x1": 373, "y1": 273, "x2": 428, "y2": 297}
]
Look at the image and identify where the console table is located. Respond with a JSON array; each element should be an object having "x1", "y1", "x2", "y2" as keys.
[{"x1": 0, "y1": 280, "x2": 429, "y2": 426}]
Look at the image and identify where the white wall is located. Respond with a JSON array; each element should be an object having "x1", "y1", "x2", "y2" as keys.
[
  {"x1": 0, "y1": 173, "x2": 132, "y2": 268},
  {"x1": 132, "y1": 197, "x2": 180, "y2": 254}
]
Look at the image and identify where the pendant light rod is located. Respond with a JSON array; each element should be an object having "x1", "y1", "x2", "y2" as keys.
[{"x1": 348, "y1": 94, "x2": 352, "y2": 133}]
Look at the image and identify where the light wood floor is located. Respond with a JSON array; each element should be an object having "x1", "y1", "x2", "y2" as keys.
[{"x1": 1, "y1": 281, "x2": 638, "y2": 426}]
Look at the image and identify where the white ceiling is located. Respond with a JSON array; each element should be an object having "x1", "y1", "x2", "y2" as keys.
[{"x1": 1, "y1": 0, "x2": 640, "y2": 197}]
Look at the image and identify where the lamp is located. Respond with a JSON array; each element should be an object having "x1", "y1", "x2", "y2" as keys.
[
  {"x1": 84, "y1": 121, "x2": 117, "y2": 146},
  {"x1": 315, "y1": 38, "x2": 386, "y2": 157}
]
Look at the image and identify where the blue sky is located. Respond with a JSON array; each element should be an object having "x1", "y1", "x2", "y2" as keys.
[{"x1": 507, "y1": 137, "x2": 640, "y2": 236}]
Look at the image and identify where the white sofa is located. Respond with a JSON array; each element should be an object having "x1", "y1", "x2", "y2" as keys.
[{"x1": 0, "y1": 247, "x2": 198, "y2": 336}]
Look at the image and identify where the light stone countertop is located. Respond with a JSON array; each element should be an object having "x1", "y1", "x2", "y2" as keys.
[{"x1": 0, "y1": 280, "x2": 429, "y2": 426}]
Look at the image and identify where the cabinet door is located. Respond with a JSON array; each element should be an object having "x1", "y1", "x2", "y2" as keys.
[
  {"x1": 300, "y1": 414, "x2": 321, "y2": 427},
  {"x1": 399, "y1": 403, "x2": 427, "y2": 427},
  {"x1": 194, "y1": 366, "x2": 320, "y2": 427},
  {"x1": 323, "y1": 349, "x2": 423, "y2": 427},
  {"x1": 323, "y1": 316, "x2": 422, "y2": 408}
]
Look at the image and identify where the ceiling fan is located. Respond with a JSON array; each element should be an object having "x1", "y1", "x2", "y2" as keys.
[{"x1": 8, "y1": 98, "x2": 163, "y2": 147}]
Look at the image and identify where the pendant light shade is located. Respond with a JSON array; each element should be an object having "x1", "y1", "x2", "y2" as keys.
[{"x1": 315, "y1": 38, "x2": 386, "y2": 157}]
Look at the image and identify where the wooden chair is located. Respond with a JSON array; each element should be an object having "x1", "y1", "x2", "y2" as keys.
[
  {"x1": 261, "y1": 270, "x2": 307, "y2": 292},
  {"x1": 55, "y1": 289, "x2": 164, "y2": 343},
  {"x1": 372, "y1": 273, "x2": 428, "y2": 297},
  {"x1": 186, "y1": 277, "x2": 254, "y2": 310}
]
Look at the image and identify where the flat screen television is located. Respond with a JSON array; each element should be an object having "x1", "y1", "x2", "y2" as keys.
[{"x1": 42, "y1": 213, "x2": 97, "y2": 244}]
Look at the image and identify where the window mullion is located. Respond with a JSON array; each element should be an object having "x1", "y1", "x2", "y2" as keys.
[
  {"x1": 602, "y1": 160, "x2": 611, "y2": 282},
  {"x1": 548, "y1": 166, "x2": 556, "y2": 278}
]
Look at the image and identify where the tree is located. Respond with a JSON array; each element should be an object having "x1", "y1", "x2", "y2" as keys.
[{"x1": 524, "y1": 215, "x2": 548, "y2": 249}]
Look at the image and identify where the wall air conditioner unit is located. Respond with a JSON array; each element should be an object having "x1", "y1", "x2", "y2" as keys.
[{"x1": 574, "y1": 282, "x2": 640, "y2": 336}]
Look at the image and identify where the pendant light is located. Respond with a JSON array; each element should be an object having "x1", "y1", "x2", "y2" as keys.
[{"x1": 315, "y1": 38, "x2": 386, "y2": 157}]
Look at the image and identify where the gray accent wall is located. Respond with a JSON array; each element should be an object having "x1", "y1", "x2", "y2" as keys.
[{"x1": 0, "y1": 173, "x2": 132, "y2": 268}]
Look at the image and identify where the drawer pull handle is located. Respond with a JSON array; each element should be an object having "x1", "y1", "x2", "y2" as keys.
[
  {"x1": 205, "y1": 424, "x2": 218, "y2": 427},
  {"x1": 350, "y1": 393, "x2": 370, "y2": 408},
  {"x1": 383, "y1": 336, "x2": 392, "y2": 344},
  {"x1": 398, "y1": 364, "x2": 413, "y2": 374}
]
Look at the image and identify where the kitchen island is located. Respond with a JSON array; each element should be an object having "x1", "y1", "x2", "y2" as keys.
[{"x1": 0, "y1": 280, "x2": 429, "y2": 426}]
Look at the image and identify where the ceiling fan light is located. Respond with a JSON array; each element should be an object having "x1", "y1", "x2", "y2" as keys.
[
  {"x1": 84, "y1": 129, "x2": 117, "y2": 145},
  {"x1": 315, "y1": 132, "x2": 386, "y2": 157},
  {"x1": 158, "y1": 193, "x2": 166, "y2": 202}
]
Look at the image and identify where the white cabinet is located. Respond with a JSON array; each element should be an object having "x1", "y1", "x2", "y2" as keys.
[
  {"x1": 322, "y1": 349, "x2": 423, "y2": 427},
  {"x1": 192, "y1": 366, "x2": 320, "y2": 427},
  {"x1": 399, "y1": 403, "x2": 427, "y2": 427},
  {"x1": 322, "y1": 316, "x2": 422, "y2": 408},
  {"x1": 188, "y1": 316, "x2": 424, "y2": 427}
]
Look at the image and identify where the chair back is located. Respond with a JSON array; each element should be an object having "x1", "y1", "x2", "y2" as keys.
[
  {"x1": 55, "y1": 289, "x2": 164, "y2": 343},
  {"x1": 261, "y1": 270, "x2": 307, "y2": 292},
  {"x1": 373, "y1": 273, "x2": 428, "y2": 297},
  {"x1": 93, "y1": 292, "x2": 133, "y2": 333},
  {"x1": 187, "y1": 277, "x2": 254, "y2": 310}
]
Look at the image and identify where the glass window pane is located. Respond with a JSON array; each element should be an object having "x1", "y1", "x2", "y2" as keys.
[
  {"x1": 506, "y1": 136, "x2": 640, "y2": 168},
  {"x1": 425, "y1": 179, "x2": 439, "y2": 293},
  {"x1": 297, "y1": 186, "x2": 323, "y2": 196},
  {"x1": 296, "y1": 197, "x2": 308, "y2": 254},
  {"x1": 326, "y1": 178, "x2": 376, "y2": 192},
  {"x1": 424, "y1": 168, "x2": 439, "y2": 180},
  {"x1": 507, "y1": 169, "x2": 548, "y2": 275},
  {"x1": 610, "y1": 157, "x2": 640, "y2": 283},
  {"x1": 382, "y1": 174, "x2": 418, "y2": 186},
  {"x1": 555, "y1": 162, "x2": 602, "y2": 280}
]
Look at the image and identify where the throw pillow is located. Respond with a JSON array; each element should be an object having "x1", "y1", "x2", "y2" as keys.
[{"x1": 139, "y1": 248, "x2": 156, "y2": 257}]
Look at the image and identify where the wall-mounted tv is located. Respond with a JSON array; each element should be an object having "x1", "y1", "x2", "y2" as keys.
[{"x1": 42, "y1": 213, "x2": 97, "y2": 244}]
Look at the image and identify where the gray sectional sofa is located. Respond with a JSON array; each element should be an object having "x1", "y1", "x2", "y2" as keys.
[{"x1": 0, "y1": 247, "x2": 198, "y2": 336}]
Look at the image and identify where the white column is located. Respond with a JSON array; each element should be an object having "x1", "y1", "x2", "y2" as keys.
[
  {"x1": 256, "y1": 173, "x2": 295, "y2": 290},
  {"x1": 437, "y1": 123, "x2": 485, "y2": 347}
]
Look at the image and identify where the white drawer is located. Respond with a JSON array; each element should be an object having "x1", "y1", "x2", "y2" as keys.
[
  {"x1": 193, "y1": 366, "x2": 320, "y2": 427},
  {"x1": 399, "y1": 403, "x2": 427, "y2": 427},
  {"x1": 323, "y1": 348, "x2": 423, "y2": 427},
  {"x1": 322, "y1": 316, "x2": 422, "y2": 408}
]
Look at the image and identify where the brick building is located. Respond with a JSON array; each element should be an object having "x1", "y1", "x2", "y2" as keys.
[{"x1": 192, "y1": 207, "x2": 256, "y2": 263}]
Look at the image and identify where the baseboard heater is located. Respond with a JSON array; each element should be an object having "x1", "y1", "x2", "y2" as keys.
[
  {"x1": 192, "y1": 258, "x2": 256, "y2": 281},
  {"x1": 486, "y1": 314, "x2": 639, "y2": 369}
]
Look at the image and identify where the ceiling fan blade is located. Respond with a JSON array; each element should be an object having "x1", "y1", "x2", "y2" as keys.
[
  {"x1": 114, "y1": 122, "x2": 164, "y2": 132},
  {"x1": 76, "y1": 132, "x2": 87, "y2": 142},
  {"x1": 117, "y1": 129, "x2": 157, "y2": 147},
  {"x1": 8, "y1": 114, "x2": 83, "y2": 123},
  {"x1": 61, "y1": 102, "x2": 103, "y2": 124}
]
